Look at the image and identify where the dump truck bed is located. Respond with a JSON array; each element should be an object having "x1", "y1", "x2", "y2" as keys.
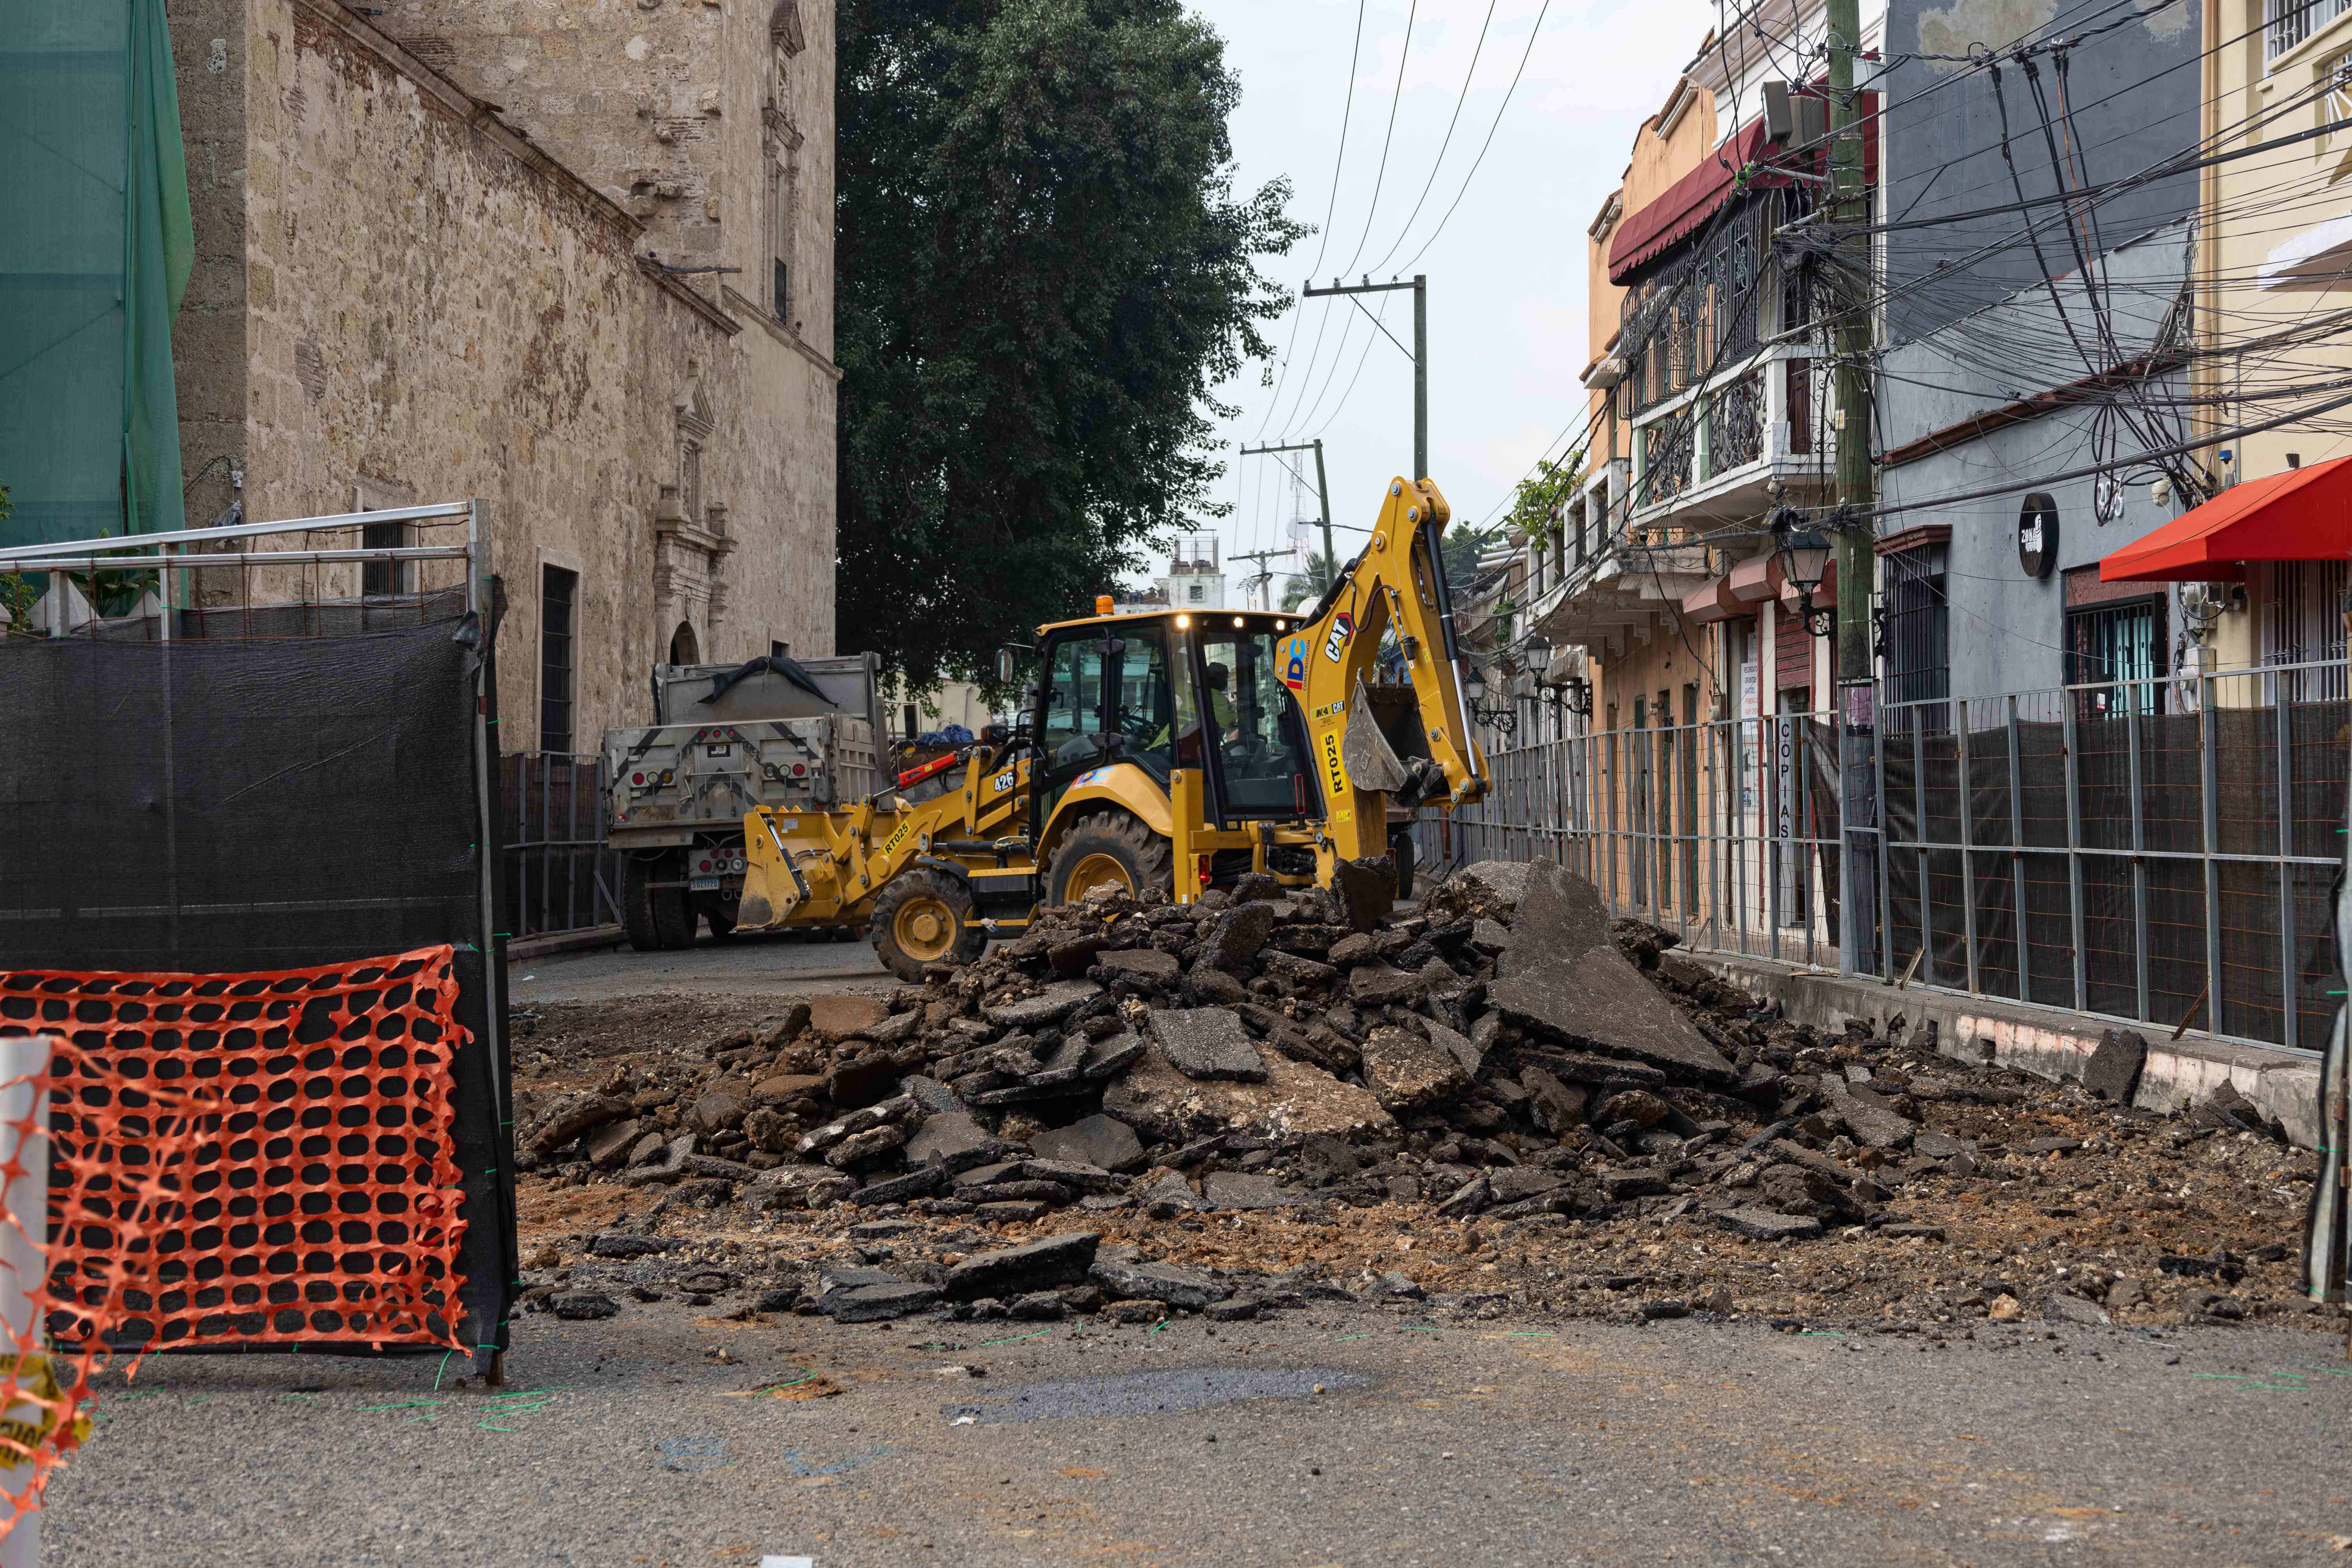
[{"x1": 604, "y1": 713, "x2": 878, "y2": 849}]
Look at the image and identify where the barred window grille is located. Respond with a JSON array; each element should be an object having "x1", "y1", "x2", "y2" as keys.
[
  {"x1": 1881, "y1": 543, "x2": 1948, "y2": 710},
  {"x1": 2066, "y1": 597, "x2": 2163, "y2": 717},
  {"x1": 1617, "y1": 187, "x2": 1791, "y2": 418},
  {"x1": 1706, "y1": 368, "x2": 1766, "y2": 473},
  {"x1": 2263, "y1": 559, "x2": 2349, "y2": 701},
  {"x1": 2269, "y1": 0, "x2": 2352, "y2": 60},
  {"x1": 1639, "y1": 417, "x2": 1694, "y2": 508}
]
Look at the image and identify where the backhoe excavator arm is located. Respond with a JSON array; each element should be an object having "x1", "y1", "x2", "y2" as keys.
[{"x1": 1287, "y1": 476, "x2": 1490, "y2": 864}]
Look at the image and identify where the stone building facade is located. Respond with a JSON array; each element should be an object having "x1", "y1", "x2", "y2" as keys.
[{"x1": 166, "y1": 0, "x2": 837, "y2": 751}]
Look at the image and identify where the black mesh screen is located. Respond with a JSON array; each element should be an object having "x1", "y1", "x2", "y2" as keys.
[{"x1": 0, "y1": 619, "x2": 513, "y2": 1363}]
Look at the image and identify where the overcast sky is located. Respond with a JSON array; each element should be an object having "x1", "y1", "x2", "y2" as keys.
[{"x1": 1160, "y1": 0, "x2": 1716, "y2": 599}]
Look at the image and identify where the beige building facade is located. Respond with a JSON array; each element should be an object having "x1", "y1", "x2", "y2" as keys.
[
  {"x1": 2197, "y1": 0, "x2": 2352, "y2": 676},
  {"x1": 166, "y1": 0, "x2": 837, "y2": 751}
]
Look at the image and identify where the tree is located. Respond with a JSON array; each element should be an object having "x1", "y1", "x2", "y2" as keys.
[
  {"x1": 1440, "y1": 520, "x2": 1493, "y2": 595},
  {"x1": 1499, "y1": 451, "x2": 1586, "y2": 550},
  {"x1": 835, "y1": 0, "x2": 1304, "y2": 694},
  {"x1": 1280, "y1": 548, "x2": 1340, "y2": 611}
]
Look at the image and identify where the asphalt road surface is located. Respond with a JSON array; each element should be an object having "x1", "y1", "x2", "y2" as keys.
[
  {"x1": 44, "y1": 1296, "x2": 2352, "y2": 1565},
  {"x1": 513, "y1": 930, "x2": 892, "y2": 1005}
]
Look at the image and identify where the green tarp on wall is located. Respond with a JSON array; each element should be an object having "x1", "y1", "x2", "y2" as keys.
[{"x1": 0, "y1": 0, "x2": 194, "y2": 546}]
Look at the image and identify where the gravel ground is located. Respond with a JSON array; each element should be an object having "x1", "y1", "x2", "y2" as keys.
[{"x1": 44, "y1": 1294, "x2": 2352, "y2": 1566}]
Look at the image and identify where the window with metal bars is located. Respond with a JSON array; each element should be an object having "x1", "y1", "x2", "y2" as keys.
[
  {"x1": 2268, "y1": 0, "x2": 2352, "y2": 61},
  {"x1": 2263, "y1": 559, "x2": 2349, "y2": 701},
  {"x1": 2065, "y1": 597, "x2": 2164, "y2": 717},
  {"x1": 1880, "y1": 544, "x2": 1949, "y2": 710},
  {"x1": 1615, "y1": 186, "x2": 1799, "y2": 420},
  {"x1": 540, "y1": 564, "x2": 578, "y2": 754},
  {"x1": 361, "y1": 519, "x2": 412, "y2": 598}
]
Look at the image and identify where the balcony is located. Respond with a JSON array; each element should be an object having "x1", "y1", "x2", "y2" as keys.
[
  {"x1": 1627, "y1": 344, "x2": 1826, "y2": 529},
  {"x1": 1510, "y1": 459, "x2": 1714, "y2": 659}
]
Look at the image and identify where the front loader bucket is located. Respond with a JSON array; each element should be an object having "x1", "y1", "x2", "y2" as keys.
[
  {"x1": 1341, "y1": 675, "x2": 1445, "y2": 808},
  {"x1": 738, "y1": 814, "x2": 812, "y2": 931}
]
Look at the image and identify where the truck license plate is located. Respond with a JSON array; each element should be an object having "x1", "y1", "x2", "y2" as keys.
[
  {"x1": 704, "y1": 743, "x2": 733, "y2": 757},
  {"x1": 689, "y1": 877, "x2": 721, "y2": 891}
]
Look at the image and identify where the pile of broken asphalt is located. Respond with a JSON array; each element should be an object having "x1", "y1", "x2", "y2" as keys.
[{"x1": 512, "y1": 858, "x2": 2338, "y2": 1338}]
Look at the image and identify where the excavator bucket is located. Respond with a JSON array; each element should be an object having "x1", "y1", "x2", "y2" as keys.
[{"x1": 1340, "y1": 675, "x2": 1447, "y2": 808}]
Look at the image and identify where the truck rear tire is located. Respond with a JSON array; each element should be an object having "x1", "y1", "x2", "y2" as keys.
[
  {"x1": 869, "y1": 869, "x2": 986, "y2": 982},
  {"x1": 620, "y1": 855, "x2": 695, "y2": 951},
  {"x1": 1043, "y1": 812, "x2": 1174, "y2": 906}
]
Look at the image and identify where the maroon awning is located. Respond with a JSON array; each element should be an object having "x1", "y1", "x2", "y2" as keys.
[
  {"x1": 1608, "y1": 121, "x2": 1769, "y2": 284},
  {"x1": 1606, "y1": 97, "x2": 1878, "y2": 285}
]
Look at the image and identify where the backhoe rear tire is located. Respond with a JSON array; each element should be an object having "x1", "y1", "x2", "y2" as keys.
[
  {"x1": 1043, "y1": 811, "x2": 1175, "y2": 907},
  {"x1": 869, "y1": 868, "x2": 987, "y2": 982},
  {"x1": 621, "y1": 854, "x2": 696, "y2": 952},
  {"x1": 1389, "y1": 828, "x2": 1417, "y2": 901}
]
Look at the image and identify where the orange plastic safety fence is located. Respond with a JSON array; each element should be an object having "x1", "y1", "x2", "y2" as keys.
[
  {"x1": 0, "y1": 946, "x2": 473, "y2": 1356},
  {"x1": 0, "y1": 1031, "x2": 200, "y2": 1539}
]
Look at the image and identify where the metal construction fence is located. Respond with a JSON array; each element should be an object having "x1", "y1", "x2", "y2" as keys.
[
  {"x1": 499, "y1": 751, "x2": 621, "y2": 941},
  {"x1": 1418, "y1": 658, "x2": 2349, "y2": 1056}
]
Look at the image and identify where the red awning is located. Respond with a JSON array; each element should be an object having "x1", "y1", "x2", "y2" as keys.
[
  {"x1": 2099, "y1": 455, "x2": 2352, "y2": 582},
  {"x1": 1606, "y1": 96, "x2": 1878, "y2": 285}
]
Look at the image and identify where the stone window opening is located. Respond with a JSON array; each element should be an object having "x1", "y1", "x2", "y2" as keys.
[
  {"x1": 670, "y1": 620, "x2": 700, "y2": 665},
  {"x1": 680, "y1": 438, "x2": 704, "y2": 525},
  {"x1": 769, "y1": 157, "x2": 793, "y2": 324},
  {"x1": 541, "y1": 564, "x2": 579, "y2": 754}
]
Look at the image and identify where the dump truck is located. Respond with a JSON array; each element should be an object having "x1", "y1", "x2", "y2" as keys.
[
  {"x1": 730, "y1": 476, "x2": 1490, "y2": 979},
  {"x1": 603, "y1": 652, "x2": 881, "y2": 949}
]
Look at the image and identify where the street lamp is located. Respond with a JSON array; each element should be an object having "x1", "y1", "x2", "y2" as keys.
[
  {"x1": 1775, "y1": 521, "x2": 1835, "y2": 638},
  {"x1": 1463, "y1": 664, "x2": 1517, "y2": 734}
]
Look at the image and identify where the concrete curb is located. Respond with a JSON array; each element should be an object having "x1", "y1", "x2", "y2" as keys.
[
  {"x1": 1682, "y1": 952, "x2": 2327, "y2": 1150},
  {"x1": 508, "y1": 925, "x2": 628, "y2": 962}
]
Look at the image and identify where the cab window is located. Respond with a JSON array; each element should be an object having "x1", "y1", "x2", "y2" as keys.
[
  {"x1": 1040, "y1": 625, "x2": 1174, "y2": 784},
  {"x1": 1195, "y1": 629, "x2": 1313, "y2": 817}
]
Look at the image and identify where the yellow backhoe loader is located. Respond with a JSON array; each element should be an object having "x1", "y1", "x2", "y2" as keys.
[{"x1": 732, "y1": 476, "x2": 1491, "y2": 980}]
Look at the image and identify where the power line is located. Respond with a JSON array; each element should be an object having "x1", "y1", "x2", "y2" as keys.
[
  {"x1": 1367, "y1": 0, "x2": 1499, "y2": 276},
  {"x1": 1394, "y1": 0, "x2": 1554, "y2": 274},
  {"x1": 1341, "y1": 0, "x2": 1421, "y2": 277},
  {"x1": 1254, "y1": 0, "x2": 1374, "y2": 443}
]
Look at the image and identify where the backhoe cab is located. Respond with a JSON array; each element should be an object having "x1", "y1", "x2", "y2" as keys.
[{"x1": 731, "y1": 476, "x2": 1489, "y2": 979}]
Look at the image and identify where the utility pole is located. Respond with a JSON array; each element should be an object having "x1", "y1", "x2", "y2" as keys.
[
  {"x1": 1300, "y1": 275, "x2": 1428, "y2": 481},
  {"x1": 1229, "y1": 549, "x2": 1289, "y2": 611},
  {"x1": 1240, "y1": 439, "x2": 1334, "y2": 566},
  {"x1": 1826, "y1": 0, "x2": 1876, "y2": 974}
]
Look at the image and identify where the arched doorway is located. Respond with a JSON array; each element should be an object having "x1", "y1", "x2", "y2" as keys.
[{"x1": 669, "y1": 621, "x2": 700, "y2": 665}]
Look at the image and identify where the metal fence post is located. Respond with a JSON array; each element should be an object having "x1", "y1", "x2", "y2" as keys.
[
  {"x1": 2006, "y1": 694, "x2": 2027, "y2": 1004},
  {"x1": 1913, "y1": 704, "x2": 1932, "y2": 986},
  {"x1": 2062, "y1": 692, "x2": 2088, "y2": 1013},
  {"x1": 1956, "y1": 697, "x2": 1980, "y2": 995},
  {"x1": 2276, "y1": 672, "x2": 2299, "y2": 1051},
  {"x1": 2201, "y1": 671, "x2": 2222, "y2": 1036},
  {"x1": 1707, "y1": 719, "x2": 1722, "y2": 951},
  {"x1": 1876, "y1": 703, "x2": 1894, "y2": 982},
  {"x1": 2127, "y1": 693, "x2": 2151, "y2": 1025}
]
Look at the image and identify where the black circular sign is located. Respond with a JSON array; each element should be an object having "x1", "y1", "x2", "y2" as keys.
[{"x1": 2018, "y1": 492, "x2": 2058, "y2": 579}]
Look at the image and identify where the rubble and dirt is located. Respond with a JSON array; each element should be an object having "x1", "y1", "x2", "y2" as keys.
[{"x1": 508, "y1": 858, "x2": 2339, "y2": 1339}]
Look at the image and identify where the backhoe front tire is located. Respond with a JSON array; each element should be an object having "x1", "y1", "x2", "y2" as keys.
[
  {"x1": 621, "y1": 854, "x2": 696, "y2": 952},
  {"x1": 1043, "y1": 812, "x2": 1175, "y2": 907},
  {"x1": 869, "y1": 869, "x2": 987, "y2": 982}
]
